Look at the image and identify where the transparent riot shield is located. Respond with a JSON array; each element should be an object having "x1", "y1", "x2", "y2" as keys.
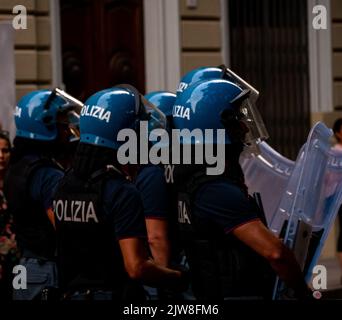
[
  {"x1": 270, "y1": 122, "x2": 342, "y2": 299},
  {"x1": 240, "y1": 141, "x2": 295, "y2": 226}
]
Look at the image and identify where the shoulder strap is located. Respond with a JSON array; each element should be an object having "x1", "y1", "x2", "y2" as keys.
[
  {"x1": 88, "y1": 165, "x2": 125, "y2": 185},
  {"x1": 85, "y1": 165, "x2": 128, "y2": 200}
]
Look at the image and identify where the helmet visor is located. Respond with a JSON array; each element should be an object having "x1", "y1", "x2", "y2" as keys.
[
  {"x1": 115, "y1": 84, "x2": 167, "y2": 131},
  {"x1": 56, "y1": 109, "x2": 80, "y2": 142},
  {"x1": 140, "y1": 95, "x2": 167, "y2": 131},
  {"x1": 65, "y1": 110, "x2": 80, "y2": 142},
  {"x1": 239, "y1": 98, "x2": 269, "y2": 146},
  {"x1": 43, "y1": 88, "x2": 83, "y2": 113},
  {"x1": 53, "y1": 88, "x2": 83, "y2": 113},
  {"x1": 219, "y1": 66, "x2": 270, "y2": 146},
  {"x1": 49, "y1": 89, "x2": 82, "y2": 142}
]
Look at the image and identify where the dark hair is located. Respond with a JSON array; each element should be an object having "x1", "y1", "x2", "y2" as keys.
[
  {"x1": 0, "y1": 131, "x2": 11, "y2": 149},
  {"x1": 333, "y1": 118, "x2": 342, "y2": 135}
]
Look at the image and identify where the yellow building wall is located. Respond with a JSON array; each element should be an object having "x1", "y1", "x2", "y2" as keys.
[
  {"x1": 0, "y1": 0, "x2": 52, "y2": 101},
  {"x1": 179, "y1": 0, "x2": 224, "y2": 75}
]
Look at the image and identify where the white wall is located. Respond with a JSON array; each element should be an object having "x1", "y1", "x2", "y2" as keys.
[{"x1": 143, "y1": 0, "x2": 181, "y2": 93}]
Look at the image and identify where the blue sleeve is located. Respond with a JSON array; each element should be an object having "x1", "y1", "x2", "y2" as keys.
[
  {"x1": 135, "y1": 166, "x2": 168, "y2": 220},
  {"x1": 30, "y1": 167, "x2": 64, "y2": 210},
  {"x1": 104, "y1": 181, "x2": 147, "y2": 240},
  {"x1": 194, "y1": 180, "x2": 259, "y2": 234}
]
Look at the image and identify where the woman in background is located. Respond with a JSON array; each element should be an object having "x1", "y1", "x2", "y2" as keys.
[{"x1": 0, "y1": 131, "x2": 19, "y2": 300}]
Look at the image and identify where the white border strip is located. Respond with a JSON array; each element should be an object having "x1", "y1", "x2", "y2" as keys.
[
  {"x1": 220, "y1": 0, "x2": 230, "y2": 67},
  {"x1": 50, "y1": 0, "x2": 63, "y2": 88},
  {"x1": 308, "y1": 0, "x2": 333, "y2": 112},
  {"x1": 143, "y1": 0, "x2": 181, "y2": 93}
]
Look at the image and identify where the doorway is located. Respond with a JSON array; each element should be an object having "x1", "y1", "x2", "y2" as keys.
[{"x1": 60, "y1": 0, "x2": 145, "y2": 101}]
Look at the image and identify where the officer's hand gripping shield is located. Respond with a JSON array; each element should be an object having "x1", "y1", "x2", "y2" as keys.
[{"x1": 270, "y1": 122, "x2": 342, "y2": 299}]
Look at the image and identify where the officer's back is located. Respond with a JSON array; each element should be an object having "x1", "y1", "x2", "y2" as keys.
[
  {"x1": 53, "y1": 86, "x2": 189, "y2": 301},
  {"x1": 54, "y1": 144, "x2": 146, "y2": 299},
  {"x1": 4, "y1": 89, "x2": 82, "y2": 300}
]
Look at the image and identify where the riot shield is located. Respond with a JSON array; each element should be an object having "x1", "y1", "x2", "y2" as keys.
[
  {"x1": 271, "y1": 122, "x2": 342, "y2": 299},
  {"x1": 240, "y1": 141, "x2": 295, "y2": 225}
]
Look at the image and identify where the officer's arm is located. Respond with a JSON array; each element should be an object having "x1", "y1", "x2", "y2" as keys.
[
  {"x1": 232, "y1": 220, "x2": 310, "y2": 298},
  {"x1": 145, "y1": 218, "x2": 170, "y2": 267},
  {"x1": 119, "y1": 237, "x2": 185, "y2": 290},
  {"x1": 47, "y1": 207, "x2": 56, "y2": 229}
]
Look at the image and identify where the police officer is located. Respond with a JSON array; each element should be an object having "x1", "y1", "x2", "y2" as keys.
[
  {"x1": 53, "y1": 85, "x2": 188, "y2": 301},
  {"x1": 4, "y1": 89, "x2": 82, "y2": 300},
  {"x1": 136, "y1": 91, "x2": 177, "y2": 268},
  {"x1": 134, "y1": 91, "x2": 183, "y2": 301},
  {"x1": 172, "y1": 77, "x2": 311, "y2": 300}
]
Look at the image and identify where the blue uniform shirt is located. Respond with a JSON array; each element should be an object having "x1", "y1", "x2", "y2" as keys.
[
  {"x1": 30, "y1": 166, "x2": 64, "y2": 210},
  {"x1": 103, "y1": 179, "x2": 147, "y2": 240},
  {"x1": 135, "y1": 165, "x2": 168, "y2": 220},
  {"x1": 194, "y1": 179, "x2": 259, "y2": 234}
]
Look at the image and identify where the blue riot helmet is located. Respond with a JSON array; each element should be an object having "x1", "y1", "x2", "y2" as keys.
[
  {"x1": 80, "y1": 84, "x2": 166, "y2": 150},
  {"x1": 173, "y1": 78, "x2": 268, "y2": 147},
  {"x1": 176, "y1": 66, "x2": 227, "y2": 97},
  {"x1": 176, "y1": 65, "x2": 260, "y2": 103},
  {"x1": 145, "y1": 91, "x2": 176, "y2": 133},
  {"x1": 145, "y1": 91, "x2": 176, "y2": 117},
  {"x1": 15, "y1": 88, "x2": 83, "y2": 142}
]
